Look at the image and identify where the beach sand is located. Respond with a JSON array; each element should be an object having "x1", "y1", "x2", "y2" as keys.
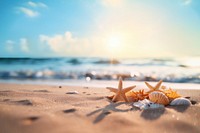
[{"x1": 0, "y1": 82, "x2": 200, "y2": 133}]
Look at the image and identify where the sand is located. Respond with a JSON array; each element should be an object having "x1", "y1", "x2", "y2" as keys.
[{"x1": 0, "y1": 82, "x2": 200, "y2": 133}]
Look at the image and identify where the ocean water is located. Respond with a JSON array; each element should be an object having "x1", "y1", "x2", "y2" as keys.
[{"x1": 0, "y1": 57, "x2": 200, "y2": 84}]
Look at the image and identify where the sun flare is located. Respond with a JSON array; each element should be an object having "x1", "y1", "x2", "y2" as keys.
[{"x1": 107, "y1": 36, "x2": 122, "y2": 51}]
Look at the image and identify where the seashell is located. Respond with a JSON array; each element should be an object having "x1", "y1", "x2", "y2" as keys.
[
  {"x1": 133, "y1": 99, "x2": 164, "y2": 110},
  {"x1": 170, "y1": 97, "x2": 191, "y2": 106},
  {"x1": 149, "y1": 91, "x2": 169, "y2": 105}
]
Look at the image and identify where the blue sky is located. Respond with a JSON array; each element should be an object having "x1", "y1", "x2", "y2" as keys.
[{"x1": 0, "y1": 0, "x2": 200, "y2": 58}]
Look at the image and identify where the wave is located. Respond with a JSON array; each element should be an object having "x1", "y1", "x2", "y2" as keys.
[
  {"x1": 0, "y1": 69, "x2": 199, "y2": 83},
  {"x1": 0, "y1": 57, "x2": 200, "y2": 67},
  {"x1": 0, "y1": 57, "x2": 200, "y2": 83}
]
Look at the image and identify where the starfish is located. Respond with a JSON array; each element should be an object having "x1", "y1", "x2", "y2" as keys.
[
  {"x1": 163, "y1": 87, "x2": 181, "y2": 101},
  {"x1": 106, "y1": 77, "x2": 136, "y2": 102},
  {"x1": 145, "y1": 80, "x2": 163, "y2": 94},
  {"x1": 127, "y1": 89, "x2": 149, "y2": 101}
]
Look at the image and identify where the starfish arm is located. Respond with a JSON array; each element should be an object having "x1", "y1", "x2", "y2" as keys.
[
  {"x1": 145, "y1": 82, "x2": 154, "y2": 90},
  {"x1": 121, "y1": 93, "x2": 129, "y2": 102},
  {"x1": 118, "y1": 77, "x2": 123, "y2": 91},
  {"x1": 146, "y1": 90, "x2": 153, "y2": 94},
  {"x1": 155, "y1": 80, "x2": 163, "y2": 90},
  {"x1": 123, "y1": 85, "x2": 136, "y2": 93},
  {"x1": 106, "y1": 87, "x2": 118, "y2": 93},
  {"x1": 112, "y1": 92, "x2": 120, "y2": 102}
]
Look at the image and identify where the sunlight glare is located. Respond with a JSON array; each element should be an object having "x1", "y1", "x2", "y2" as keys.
[{"x1": 107, "y1": 36, "x2": 122, "y2": 51}]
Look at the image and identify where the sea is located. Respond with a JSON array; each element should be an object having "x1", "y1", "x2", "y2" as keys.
[{"x1": 0, "y1": 57, "x2": 200, "y2": 85}]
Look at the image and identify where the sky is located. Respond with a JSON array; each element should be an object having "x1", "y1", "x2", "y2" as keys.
[{"x1": 0, "y1": 0, "x2": 200, "y2": 58}]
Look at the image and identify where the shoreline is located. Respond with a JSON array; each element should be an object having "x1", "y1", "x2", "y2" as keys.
[{"x1": 1, "y1": 79, "x2": 200, "y2": 90}]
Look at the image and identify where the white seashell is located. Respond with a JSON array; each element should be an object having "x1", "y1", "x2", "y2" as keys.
[
  {"x1": 170, "y1": 97, "x2": 191, "y2": 106},
  {"x1": 149, "y1": 91, "x2": 169, "y2": 105},
  {"x1": 149, "y1": 103, "x2": 165, "y2": 109},
  {"x1": 133, "y1": 99, "x2": 164, "y2": 110}
]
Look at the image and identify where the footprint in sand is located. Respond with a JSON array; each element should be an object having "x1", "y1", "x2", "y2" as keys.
[
  {"x1": 33, "y1": 90, "x2": 49, "y2": 93},
  {"x1": 3, "y1": 99, "x2": 33, "y2": 106},
  {"x1": 3, "y1": 99, "x2": 10, "y2": 102},
  {"x1": 63, "y1": 108, "x2": 76, "y2": 113},
  {"x1": 22, "y1": 116, "x2": 39, "y2": 125},
  {"x1": 87, "y1": 96, "x2": 104, "y2": 100},
  {"x1": 16, "y1": 100, "x2": 33, "y2": 106}
]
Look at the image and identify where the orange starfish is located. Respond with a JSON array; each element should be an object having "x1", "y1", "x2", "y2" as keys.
[
  {"x1": 126, "y1": 89, "x2": 148, "y2": 102},
  {"x1": 106, "y1": 77, "x2": 136, "y2": 102},
  {"x1": 163, "y1": 88, "x2": 181, "y2": 101},
  {"x1": 145, "y1": 80, "x2": 163, "y2": 94}
]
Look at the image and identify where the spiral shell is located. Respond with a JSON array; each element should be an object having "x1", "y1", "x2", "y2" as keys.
[
  {"x1": 170, "y1": 97, "x2": 191, "y2": 106},
  {"x1": 149, "y1": 91, "x2": 169, "y2": 105}
]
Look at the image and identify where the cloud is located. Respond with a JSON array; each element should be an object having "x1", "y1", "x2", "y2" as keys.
[
  {"x1": 18, "y1": 7, "x2": 39, "y2": 17},
  {"x1": 5, "y1": 40, "x2": 15, "y2": 52},
  {"x1": 40, "y1": 32, "x2": 76, "y2": 53},
  {"x1": 27, "y1": 1, "x2": 48, "y2": 8},
  {"x1": 182, "y1": 0, "x2": 192, "y2": 5},
  {"x1": 20, "y1": 38, "x2": 29, "y2": 53},
  {"x1": 39, "y1": 31, "x2": 103, "y2": 56},
  {"x1": 4, "y1": 38, "x2": 30, "y2": 54},
  {"x1": 17, "y1": 1, "x2": 47, "y2": 18}
]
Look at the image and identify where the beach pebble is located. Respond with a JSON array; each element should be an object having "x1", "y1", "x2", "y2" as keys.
[
  {"x1": 66, "y1": 91, "x2": 79, "y2": 94},
  {"x1": 133, "y1": 99, "x2": 164, "y2": 110},
  {"x1": 63, "y1": 108, "x2": 76, "y2": 113}
]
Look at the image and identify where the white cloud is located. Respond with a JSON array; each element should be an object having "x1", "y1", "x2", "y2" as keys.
[
  {"x1": 6, "y1": 40, "x2": 15, "y2": 44},
  {"x1": 27, "y1": 1, "x2": 37, "y2": 7},
  {"x1": 39, "y1": 31, "x2": 101, "y2": 56},
  {"x1": 27, "y1": 1, "x2": 48, "y2": 8},
  {"x1": 19, "y1": 7, "x2": 39, "y2": 17},
  {"x1": 5, "y1": 38, "x2": 30, "y2": 53},
  {"x1": 5, "y1": 40, "x2": 15, "y2": 52},
  {"x1": 182, "y1": 0, "x2": 192, "y2": 5},
  {"x1": 17, "y1": 1, "x2": 47, "y2": 18},
  {"x1": 40, "y1": 32, "x2": 77, "y2": 53},
  {"x1": 20, "y1": 38, "x2": 29, "y2": 52},
  {"x1": 38, "y1": 2, "x2": 47, "y2": 8}
]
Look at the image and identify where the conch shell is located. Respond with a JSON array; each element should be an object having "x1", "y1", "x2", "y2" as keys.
[
  {"x1": 149, "y1": 91, "x2": 169, "y2": 105},
  {"x1": 170, "y1": 97, "x2": 191, "y2": 106}
]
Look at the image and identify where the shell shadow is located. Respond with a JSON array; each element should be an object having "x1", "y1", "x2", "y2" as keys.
[
  {"x1": 167, "y1": 105, "x2": 190, "y2": 113},
  {"x1": 140, "y1": 108, "x2": 165, "y2": 120},
  {"x1": 87, "y1": 101, "x2": 131, "y2": 124}
]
